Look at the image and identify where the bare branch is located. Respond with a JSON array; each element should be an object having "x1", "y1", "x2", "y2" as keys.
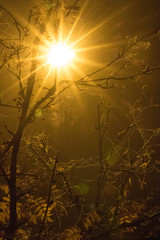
[
  {"x1": 76, "y1": 25, "x2": 160, "y2": 81},
  {"x1": 0, "y1": 103, "x2": 17, "y2": 108},
  {"x1": 37, "y1": 154, "x2": 59, "y2": 240}
]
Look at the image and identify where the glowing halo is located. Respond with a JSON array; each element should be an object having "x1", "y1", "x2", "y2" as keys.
[{"x1": 47, "y1": 43, "x2": 75, "y2": 67}]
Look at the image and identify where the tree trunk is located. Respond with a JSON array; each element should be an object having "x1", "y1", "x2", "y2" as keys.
[
  {"x1": 5, "y1": 6, "x2": 54, "y2": 239},
  {"x1": 7, "y1": 132, "x2": 22, "y2": 240}
]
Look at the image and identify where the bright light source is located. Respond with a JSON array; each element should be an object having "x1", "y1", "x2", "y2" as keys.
[{"x1": 47, "y1": 43, "x2": 75, "y2": 67}]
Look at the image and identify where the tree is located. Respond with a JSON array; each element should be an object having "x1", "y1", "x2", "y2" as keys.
[{"x1": 0, "y1": 0, "x2": 160, "y2": 239}]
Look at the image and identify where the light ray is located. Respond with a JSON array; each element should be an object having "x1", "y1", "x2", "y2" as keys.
[
  {"x1": 64, "y1": 0, "x2": 89, "y2": 45},
  {"x1": 2, "y1": 62, "x2": 47, "y2": 96},
  {"x1": 32, "y1": 67, "x2": 53, "y2": 104},
  {"x1": 75, "y1": 41, "x2": 124, "y2": 53},
  {"x1": 75, "y1": 56, "x2": 101, "y2": 68},
  {"x1": 70, "y1": 5, "x2": 129, "y2": 48},
  {"x1": 69, "y1": 62, "x2": 86, "y2": 79},
  {"x1": 62, "y1": 62, "x2": 87, "y2": 108}
]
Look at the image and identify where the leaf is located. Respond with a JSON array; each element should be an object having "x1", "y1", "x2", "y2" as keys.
[
  {"x1": 47, "y1": 216, "x2": 53, "y2": 222},
  {"x1": 30, "y1": 215, "x2": 37, "y2": 224},
  {"x1": 83, "y1": 221, "x2": 88, "y2": 231},
  {"x1": 57, "y1": 166, "x2": 64, "y2": 173},
  {"x1": 0, "y1": 185, "x2": 9, "y2": 194},
  {"x1": 48, "y1": 202, "x2": 56, "y2": 211},
  {"x1": 129, "y1": 177, "x2": 132, "y2": 185},
  {"x1": 34, "y1": 205, "x2": 41, "y2": 213},
  {"x1": 2, "y1": 197, "x2": 10, "y2": 202},
  {"x1": 92, "y1": 211, "x2": 101, "y2": 222},
  {"x1": 84, "y1": 218, "x2": 92, "y2": 228},
  {"x1": 141, "y1": 162, "x2": 147, "y2": 168},
  {"x1": 120, "y1": 217, "x2": 125, "y2": 224},
  {"x1": 38, "y1": 208, "x2": 44, "y2": 218},
  {"x1": 123, "y1": 189, "x2": 127, "y2": 197},
  {"x1": 65, "y1": 228, "x2": 74, "y2": 236},
  {"x1": 17, "y1": 212, "x2": 21, "y2": 220},
  {"x1": 125, "y1": 218, "x2": 131, "y2": 223},
  {"x1": 0, "y1": 202, "x2": 7, "y2": 210}
]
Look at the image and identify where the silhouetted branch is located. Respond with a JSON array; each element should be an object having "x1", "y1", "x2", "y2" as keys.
[
  {"x1": 92, "y1": 212, "x2": 160, "y2": 240},
  {"x1": 95, "y1": 103, "x2": 104, "y2": 207},
  {"x1": 37, "y1": 154, "x2": 59, "y2": 240},
  {"x1": 0, "y1": 4, "x2": 25, "y2": 38},
  {"x1": 83, "y1": 65, "x2": 160, "y2": 83},
  {"x1": 0, "y1": 103, "x2": 17, "y2": 108},
  {"x1": 0, "y1": 164, "x2": 10, "y2": 185},
  {"x1": 76, "y1": 25, "x2": 160, "y2": 82},
  {"x1": 65, "y1": 0, "x2": 80, "y2": 18}
]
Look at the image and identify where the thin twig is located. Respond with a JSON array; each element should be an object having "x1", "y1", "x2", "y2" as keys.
[{"x1": 37, "y1": 154, "x2": 59, "y2": 240}]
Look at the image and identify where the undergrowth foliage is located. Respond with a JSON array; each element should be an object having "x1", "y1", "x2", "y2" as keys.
[{"x1": 0, "y1": 0, "x2": 160, "y2": 239}]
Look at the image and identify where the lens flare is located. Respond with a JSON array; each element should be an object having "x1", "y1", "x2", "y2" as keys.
[{"x1": 47, "y1": 43, "x2": 75, "y2": 67}]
